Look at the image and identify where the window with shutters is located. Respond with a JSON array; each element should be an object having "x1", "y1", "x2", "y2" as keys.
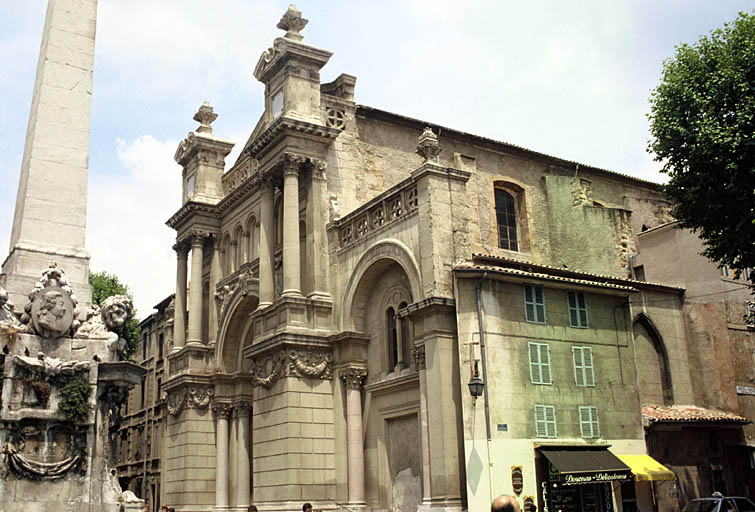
[
  {"x1": 534, "y1": 404, "x2": 557, "y2": 438},
  {"x1": 523, "y1": 285, "x2": 546, "y2": 324},
  {"x1": 567, "y1": 291, "x2": 588, "y2": 328},
  {"x1": 578, "y1": 406, "x2": 600, "y2": 438},
  {"x1": 528, "y1": 343, "x2": 552, "y2": 385},
  {"x1": 572, "y1": 346, "x2": 595, "y2": 387}
]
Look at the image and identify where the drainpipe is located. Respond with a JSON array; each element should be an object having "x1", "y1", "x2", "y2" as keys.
[{"x1": 475, "y1": 272, "x2": 492, "y2": 442}]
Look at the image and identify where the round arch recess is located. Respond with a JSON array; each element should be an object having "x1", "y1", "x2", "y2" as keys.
[
  {"x1": 216, "y1": 283, "x2": 259, "y2": 373},
  {"x1": 341, "y1": 238, "x2": 422, "y2": 332}
]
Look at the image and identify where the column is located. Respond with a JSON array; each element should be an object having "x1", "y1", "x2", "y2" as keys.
[
  {"x1": 230, "y1": 240, "x2": 238, "y2": 274},
  {"x1": 208, "y1": 236, "x2": 222, "y2": 344},
  {"x1": 415, "y1": 346, "x2": 432, "y2": 504},
  {"x1": 396, "y1": 313, "x2": 405, "y2": 370},
  {"x1": 213, "y1": 402, "x2": 232, "y2": 511},
  {"x1": 187, "y1": 233, "x2": 205, "y2": 344},
  {"x1": 258, "y1": 178, "x2": 275, "y2": 306},
  {"x1": 341, "y1": 368, "x2": 367, "y2": 505},
  {"x1": 235, "y1": 401, "x2": 252, "y2": 509},
  {"x1": 172, "y1": 243, "x2": 188, "y2": 351},
  {"x1": 281, "y1": 154, "x2": 302, "y2": 297}
]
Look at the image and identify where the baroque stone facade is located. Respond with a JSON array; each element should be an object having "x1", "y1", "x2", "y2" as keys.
[{"x1": 145, "y1": 5, "x2": 751, "y2": 512}]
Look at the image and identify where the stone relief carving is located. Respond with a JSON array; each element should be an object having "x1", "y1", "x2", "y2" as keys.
[
  {"x1": 166, "y1": 386, "x2": 215, "y2": 416},
  {"x1": 250, "y1": 348, "x2": 333, "y2": 388},
  {"x1": 416, "y1": 127, "x2": 442, "y2": 163},
  {"x1": 746, "y1": 300, "x2": 755, "y2": 329},
  {"x1": 3, "y1": 423, "x2": 87, "y2": 480},
  {"x1": 13, "y1": 353, "x2": 91, "y2": 377},
  {"x1": 251, "y1": 350, "x2": 287, "y2": 389},
  {"x1": 211, "y1": 401, "x2": 232, "y2": 418},
  {"x1": 412, "y1": 346, "x2": 426, "y2": 371},
  {"x1": 20, "y1": 264, "x2": 80, "y2": 339},
  {"x1": 0, "y1": 285, "x2": 28, "y2": 338},
  {"x1": 75, "y1": 295, "x2": 135, "y2": 355},
  {"x1": 289, "y1": 349, "x2": 333, "y2": 379}
]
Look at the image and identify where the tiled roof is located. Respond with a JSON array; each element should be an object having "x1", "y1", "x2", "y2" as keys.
[
  {"x1": 469, "y1": 253, "x2": 685, "y2": 293},
  {"x1": 453, "y1": 262, "x2": 638, "y2": 292},
  {"x1": 643, "y1": 404, "x2": 750, "y2": 424}
]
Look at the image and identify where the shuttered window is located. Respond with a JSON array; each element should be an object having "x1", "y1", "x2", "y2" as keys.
[
  {"x1": 567, "y1": 291, "x2": 588, "y2": 328},
  {"x1": 572, "y1": 346, "x2": 595, "y2": 387},
  {"x1": 524, "y1": 285, "x2": 546, "y2": 324},
  {"x1": 528, "y1": 343, "x2": 552, "y2": 385},
  {"x1": 579, "y1": 406, "x2": 600, "y2": 438},
  {"x1": 534, "y1": 404, "x2": 557, "y2": 438}
]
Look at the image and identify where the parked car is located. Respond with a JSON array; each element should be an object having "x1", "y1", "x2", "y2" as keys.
[{"x1": 683, "y1": 496, "x2": 755, "y2": 512}]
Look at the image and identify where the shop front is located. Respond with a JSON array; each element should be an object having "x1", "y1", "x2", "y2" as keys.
[{"x1": 537, "y1": 447, "x2": 633, "y2": 512}]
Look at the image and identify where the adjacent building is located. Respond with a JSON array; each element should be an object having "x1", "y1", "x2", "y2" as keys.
[
  {"x1": 116, "y1": 294, "x2": 174, "y2": 511},
  {"x1": 118, "y1": 6, "x2": 753, "y2": 512}
]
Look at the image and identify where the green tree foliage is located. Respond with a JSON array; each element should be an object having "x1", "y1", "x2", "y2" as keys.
[
  {"x1": 89, "y1": 271, "x2": 140, "y2": 360},
  {"x1": 648, "y1": 12, "x2": 755, "y2": 284}
]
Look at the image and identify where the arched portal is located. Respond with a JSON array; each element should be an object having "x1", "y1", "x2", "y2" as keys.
[
  {"x1": 633, "y1": 313, "x2": 674, "y2": 405},
  {"x1": 216, "y1": 284, "x2": 259, "y2": 373}
]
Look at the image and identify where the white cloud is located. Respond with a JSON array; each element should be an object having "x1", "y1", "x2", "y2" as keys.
[{"x1": 87, "y1": 135, "x2": 181, "y2": 317}]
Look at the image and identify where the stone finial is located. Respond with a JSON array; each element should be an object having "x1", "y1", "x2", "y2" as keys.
[
  {"x1": 416, "y1": 127, "x2": 442, "y2": 163},
  {"x1": 277, "y1": 4, "x2": 308, "y2": 41},
  {"x1": 193, "y1": 102, "x2": 218, "y2": 134}
]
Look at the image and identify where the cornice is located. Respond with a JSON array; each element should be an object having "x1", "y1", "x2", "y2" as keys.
[
  {"x1": 245, "y1": 116, "x2": 340, "y2": 159},
  {"x1": 166, "y1": 201, "x2": 219, "y2": 229}
]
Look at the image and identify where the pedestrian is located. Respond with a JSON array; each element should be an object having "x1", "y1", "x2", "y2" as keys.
[
  {"x1": 492, "y1": 495, "x2": 521, "y2": 512},
  {"x1": 248, "y1": 507, "x2": 258, "y2": 512},
  {"x1": 143, "y1": 506, "x2": 149, "y2": 512},
  {"x1": 161, "y1": 507, "x2": 168, "y2": 512},
  {"x1": 303, "y1": 503, "x2": 313, "y2": 512}
]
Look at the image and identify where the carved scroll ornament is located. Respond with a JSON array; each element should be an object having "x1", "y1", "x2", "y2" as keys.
[
  {"x1": 3, "y1": 425, "x2": 86, "y2": 480},
  {"x1": 167, "y1": 386, "x2": 215, "y2": 416},
  {"x1": 250, "y1": 348, "x2": 333, "y2": 388}
]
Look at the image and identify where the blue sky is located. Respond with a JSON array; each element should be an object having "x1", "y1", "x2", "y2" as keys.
[{"x1": 0, "y1": 1, "x2": 752, "y2": 315}]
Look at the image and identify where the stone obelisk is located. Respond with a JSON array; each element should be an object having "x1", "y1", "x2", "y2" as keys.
[{"x1": 1, "y1": 0, "x2": 97, "y2": 309}]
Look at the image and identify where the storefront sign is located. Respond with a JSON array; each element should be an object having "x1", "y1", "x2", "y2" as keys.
[
  {"x1": 541, "y1": 481, "x2": 549, "y2": 512},
  {"x1": 562, "y1": 472, "x2": 629, "y2": 485},
  {"x1": 512, "y1": 466, "x2": 524, "y2": 495},
  {"x1": 523, "y1": 496, "x2": 535, "y2": 512}
]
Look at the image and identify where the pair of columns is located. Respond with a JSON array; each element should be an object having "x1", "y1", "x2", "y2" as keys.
[
  {"x1": 213, "y1": 401, "x2": 252, "y2": 511},
  {"x1": 173, "y1": 232, "x2": 221, "y2": 349},
  {"x1": 258, "y1": 154, "x2": 305, "y2": 306}
]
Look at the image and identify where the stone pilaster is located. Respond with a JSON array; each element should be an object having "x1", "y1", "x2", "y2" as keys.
[
  {"x1": 281, "y1": 154, "x2": 304, "y2": 297},
  {"x1": 307, "y1": 159, "x2": 330, "y2": 300},
  {"x1": 258, "y1": 177, "x2": 275, "y2": 307},
  {"x1": 340, "y1": 367, "x2": 367, "y2": 506},
  {"x1": 187, "y1": 232, "x2": 205, "y2": 344},
  {"x1": 173, "y1": 242, "x2": 188, "y2": 351}
]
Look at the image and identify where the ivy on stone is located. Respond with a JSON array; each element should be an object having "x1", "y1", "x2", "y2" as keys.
[{"x1": 57, "y1": 377, "x2": 91, "y2": 423}]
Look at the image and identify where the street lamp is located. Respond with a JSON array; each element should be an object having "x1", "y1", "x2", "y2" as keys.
[{"x1": 468, "y1": 359, "x2": 484, "y2": 399}]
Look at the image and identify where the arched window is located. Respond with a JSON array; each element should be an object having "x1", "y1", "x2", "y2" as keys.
[
  {"x1": 495, "y1": 188, "x2": 518, "y2": 251},
  {"x1": 633, "y1": 313, "x2": 674, "y2": 405},
  {"x1": 386, "y1": 307, "x2": 398, "y2": 370},
  {"x1": 399, "y1": 301, "x2": 411, "y2": 366},
  {"x1": 233, "y1": 226, "x2": 244, "y2": 271}
]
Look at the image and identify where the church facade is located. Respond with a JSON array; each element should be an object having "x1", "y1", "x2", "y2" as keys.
[{"x1": 152, "y1": 6, "x2": 750, "y2": 512}]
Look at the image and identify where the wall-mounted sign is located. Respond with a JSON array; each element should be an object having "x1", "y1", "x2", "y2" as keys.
[
  {"x1": 523, "y1": 496, "x2": 535, "y2": 512},
  {"x1": 512, "y1": 465, "x2": 524, "y2": 495},
  {"x1": 562, "y1": 472, "x2": 629, "y2": 485},
  {"x1": 737, "y1": 386, "x2": 755, "y2": 396}
]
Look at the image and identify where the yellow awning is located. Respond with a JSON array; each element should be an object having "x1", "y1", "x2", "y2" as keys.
[{"x1": 617, "y1": 455, "x2": 675, "y2": 482}]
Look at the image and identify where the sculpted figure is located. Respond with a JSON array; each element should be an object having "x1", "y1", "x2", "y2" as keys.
[
  {"x1": 75, "y1": 295, "x2": 134, "y2": 355},
  {"x1": 37, "y1": 290, "x2": 67, "y2": 332},
  {"x1": 14, "y1": 352, "x2": 90, "y2": 376},
  {"x1": 0, "y1": 285, "x2": 27, "y2": 335}
]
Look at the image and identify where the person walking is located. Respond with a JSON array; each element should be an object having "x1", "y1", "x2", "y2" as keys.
[{"x1": 492, "y1": 495, "x2": 521, "y2": 512}]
